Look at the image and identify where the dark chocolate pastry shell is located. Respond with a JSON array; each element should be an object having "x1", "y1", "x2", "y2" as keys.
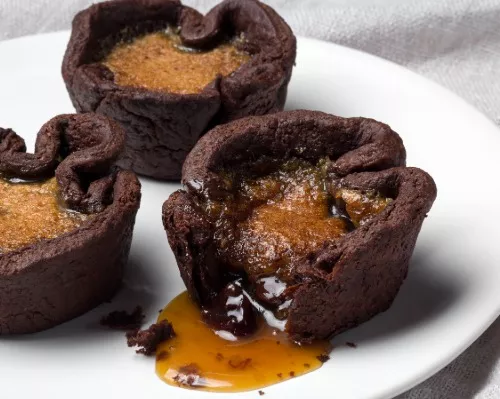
[
  {"x1": 0, "y1": 114, "x2": 141, "y2": 334},
  {"x1": 162, "y1": 110, "x2": 437, "y2": 342},
  {"x1": 62, "y1": 0, "x2": 296, "y2": 180}
]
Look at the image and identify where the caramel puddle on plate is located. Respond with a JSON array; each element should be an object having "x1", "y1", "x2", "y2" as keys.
[{"x1": 156, "y1": 291, "x2": 331, "y2": 392}]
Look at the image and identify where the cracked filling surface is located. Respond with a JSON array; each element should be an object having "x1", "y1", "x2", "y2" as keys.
[
  {"x1": 0, "y1": 177, "x2": 89, "y2": 254},
  {"x1": 103, "y1": 29, "x2": 251, "y2": 94}
]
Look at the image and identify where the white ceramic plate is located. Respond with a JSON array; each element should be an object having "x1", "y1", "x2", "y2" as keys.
[{"x1": 0, "y1": 32, "x2": 499, "y2": 399}]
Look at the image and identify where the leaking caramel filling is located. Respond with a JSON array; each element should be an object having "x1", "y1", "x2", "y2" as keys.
[
  {"x1": 0, "y1": 177, "x2": 89, "y2": 253},
  {"x1": 156, "y1": 158, "x2": 390, "y2": 392},
  {"x1": 103, "y1": 29, "x2": 251, "y2": 94},
  {"x1": 156, "y1": 290, "x2": 331, "y2": 393}
]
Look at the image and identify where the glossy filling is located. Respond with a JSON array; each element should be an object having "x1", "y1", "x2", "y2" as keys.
[
  {"x1": 103, "y1": 29, "x2": 251, "y2": 94},
  {"x1": 0, "y1": 177, "x2": 89, "y2": 253}
]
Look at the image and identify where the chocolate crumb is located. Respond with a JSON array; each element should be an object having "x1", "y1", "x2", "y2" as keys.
[
  {"x1": 346, "y1": 342, "x2": 357, "y2": 348},
  {"x1": 100, "y1": 306, "x2": 144, "y2": 330},
  {"x1": 277, "y1": 373, "x2": 283, "y2": 379},
  {"x1": 304, "y1": 363, "x2": 310, "y2": 368},
  {"x1": 126, "y1": 320, "x2": 175, "y2": 356},
  {"x1": 156, "y1": 351, "x2": 168, "y2": 361},
  {"x1": 316, "y1": 354, "x2": 330, "y2": 363},
  {"x1": 276, "y1": 340, "x2": 281, "y2": 345},
  {"x1": 158, "y1": 309, "x2": 163, "y2": 314},
  {"x1": 228, "y1": 357, "x2": 252, "y2": 369},
  {"x1": 216, "y1": 353, "x2": 224, "y2": 361},
  {"x1": 173, "y1": 363, "x2": 202, "y2": 387},
  {"x1": 289, "y1": 371, "x2": 295, "y2": 377},
  {"x1": 258, "y1": 390, "x2": 265, "y2": 396}
]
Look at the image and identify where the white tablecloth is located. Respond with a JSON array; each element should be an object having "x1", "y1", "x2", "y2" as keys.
[{"x1": 1, "y1": 1, "x2": 499, "y2": 397}]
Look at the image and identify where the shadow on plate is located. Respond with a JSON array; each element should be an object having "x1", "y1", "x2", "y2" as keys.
[
  {"x1": 333, "y1": 244, "x2": 465, "y2": 345},
  {"x1": 0, "y1": 247, "x2": 168, "y2": 344}
]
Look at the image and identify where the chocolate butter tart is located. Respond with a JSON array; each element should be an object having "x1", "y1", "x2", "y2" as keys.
[
  {"x1": 62, "y1": 0, "x2": 296, "y2": 180},
  {"x1": 163, "y1": 110, "x2": 437, "y2": 342},
  {"x1": 0, "y1": 114, "x2": 141, "y2": 334}
]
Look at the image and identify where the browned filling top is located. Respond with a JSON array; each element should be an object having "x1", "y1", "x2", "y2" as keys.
[
  {"x1": 103, "y1": 29, "x2": 251, "y2": 94},
  {"x1": 0, "y1": 177, "x2": 89, "y2": 253},
  {"x1": 217, "y1": 160, "x2": 348, "y2": 279},
  {"x1": 209, "y1": 158, "x2": 390, "y2": 282},
  {"x1": 202, "y1": 158, "x2": 391, "y2": 322}
]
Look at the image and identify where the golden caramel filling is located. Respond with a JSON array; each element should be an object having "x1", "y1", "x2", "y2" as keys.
[
  {"x1": 222, "y1": 160, "x2": 348, "y2": 278},
  {"x1": 335, "y1": 189, "x2": 391, "y2": 227},
  {"x1": 211, "y1": 159, "x2": 391, "y2": 280},
  {"x1": 156, "y1": 291, "x2": 331, "y2": 392},
  {"x1": 103, "y1": 30, "x2": 251, "y2": 94},
  {"x1": 0, "y1": 178, "x2": 89, "y2": 253}
]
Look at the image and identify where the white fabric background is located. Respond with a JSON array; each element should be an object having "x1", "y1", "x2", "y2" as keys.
[{"x1": 1, "y1": 0, "x2": 499, "y2": 397}]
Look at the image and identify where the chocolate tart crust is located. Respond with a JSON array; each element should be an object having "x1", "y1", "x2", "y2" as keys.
[
  {"x1": 62, "y1": 0, "x2": 296, "y2": 180},
  {"x1": 162, "y1": 110, "x2": 437, "y2": 342},
  {"x1": 0, "y1": 114, "x2": 141, "y2": 335}
]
